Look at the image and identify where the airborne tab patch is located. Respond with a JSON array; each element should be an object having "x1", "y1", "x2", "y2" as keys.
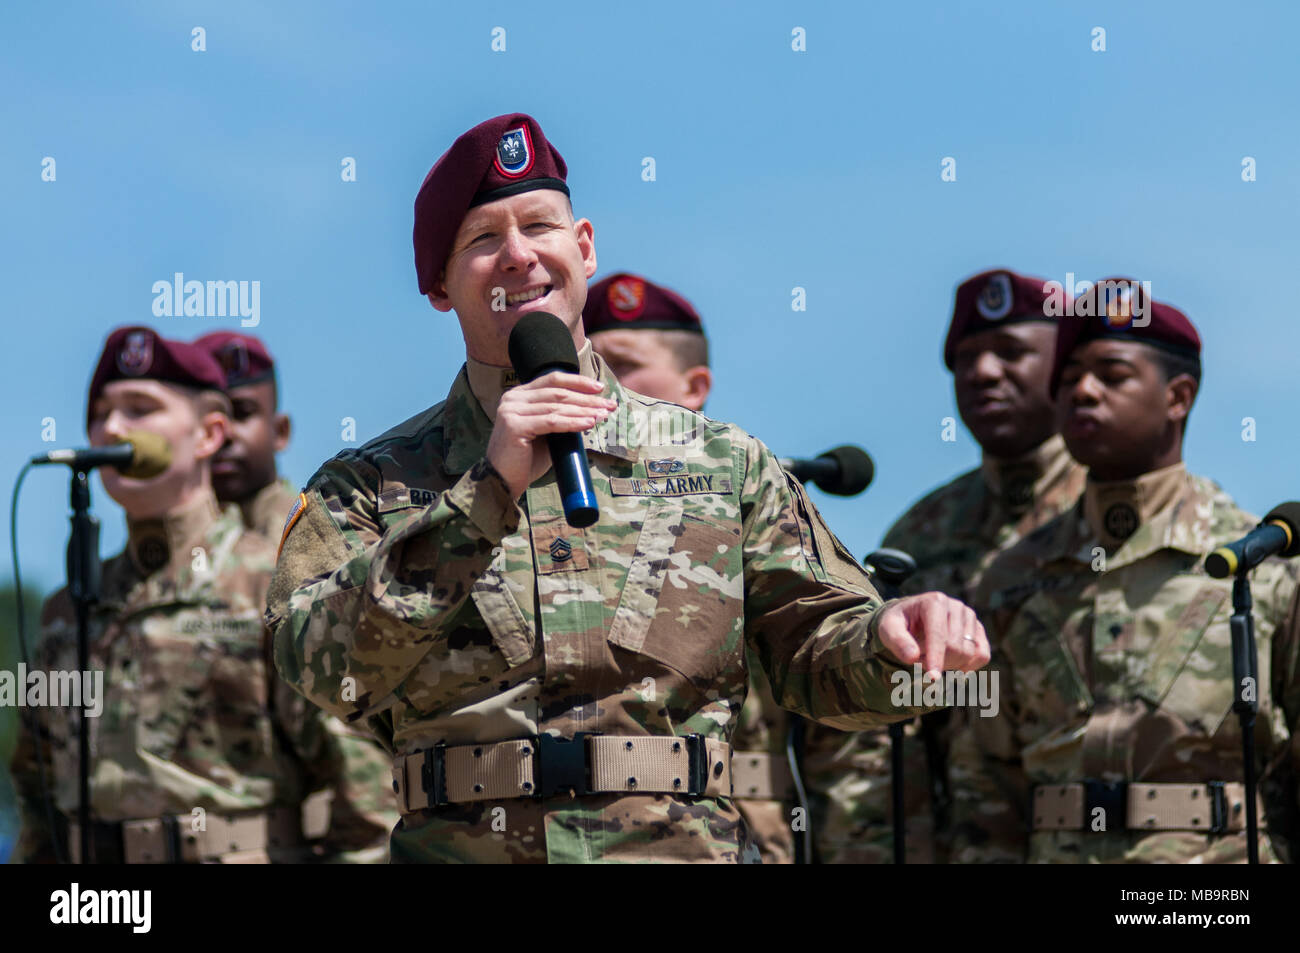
[{"x1": 609, "y1": 475, "x2": 731, "y2": 497}]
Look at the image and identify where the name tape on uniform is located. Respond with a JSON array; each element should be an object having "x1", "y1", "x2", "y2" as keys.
[{"x1": 609, "y1": 475, "x2": 731, "y2": 497}]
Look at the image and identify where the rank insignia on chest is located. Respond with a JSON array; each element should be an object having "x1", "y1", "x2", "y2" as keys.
[{"x1": 549, "y1": 537, "x2": 572, "y2": 562}]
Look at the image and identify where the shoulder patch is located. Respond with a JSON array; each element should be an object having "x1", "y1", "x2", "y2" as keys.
[{"x1": 277, "y1": 492, "x2": 308, "y2": 560}]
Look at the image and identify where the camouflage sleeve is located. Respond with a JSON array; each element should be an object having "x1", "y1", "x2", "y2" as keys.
[
  {"x1": 10, "y1": 709, "x2": 57, "y2": 863},
  {"x1": 9, "y1": 599, "x2": 65, "y2": 863},
  {"x1": 740, "y1": 439, "x2": 938, "y2": 730},
  {"x1": 946, "y1": 604, "x2": 1030, "y2": 862},
  {"x1": 269, "y1": 455, "x2": 521, "y2": 723}
]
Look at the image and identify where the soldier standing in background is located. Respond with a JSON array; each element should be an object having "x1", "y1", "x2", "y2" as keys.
[
  {"x1": 802, "y1": 269, "x2": 1086, "y2": 862},
  {"x1": 195, "y1": 330, "x2": 400, "y2": 863},
  {"x1": 11, "y1": 326, "x2": 346, "y2": 863},
  {"x1": 960, "y1": 281, "x2": 1300, "y2": 863},
  {"x1": 583, "y1": 271, "x2": 799, "y2": 864},
  {"x1": 267, "y1": 112, "x2": 989, "y2": 863},
  {"x1": 194, "y1": 332, "x2": 297, "y2": 538}
]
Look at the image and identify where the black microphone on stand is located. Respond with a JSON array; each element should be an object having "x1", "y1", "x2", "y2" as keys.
[
  {"x1": 1203, "y1": 501, "x2": 1300, "y2": 865},
  {"x1": 1205, "y1": 503, "x2": 1300, "y2": 578},
  {"x1": 32, "y1": 431, "x2": 172, "y2": 479},
  {"x1": 507, "y1": 313, "x2": 600, "y2": 528},
  {"x1": 779, "y1": 446, "x2": 874, "y2": 497},
  {"x1": 31, "y1": 430, "x2": 170, "y2": 862}
]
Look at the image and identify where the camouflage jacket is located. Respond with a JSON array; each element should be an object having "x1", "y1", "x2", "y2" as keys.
[
  {"x1": 959, "y1": 465, "x2": 1300, "y2": 863},
  {"x1": 241, "y1": 476, "x2": 300, "y2": 541},
  {"x1": 243, "y1": 475, "x2": 400, "y2": 862},
  {"x1": 10, "y1": 491, "x2": 341, "y2": 863},
  {"x1": 802, "y1": 434, "x2": 1086, "y2": 863},
  {"x1": 268, "y1": 354, "x2": 934, "y2": 863}
]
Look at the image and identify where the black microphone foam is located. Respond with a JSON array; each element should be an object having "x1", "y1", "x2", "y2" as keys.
[
  {"x1": 508, "y1": 312, "x2": 579, "y2": 382},
  {"x1": 1265, "y1": 502, "x2": 1300, "y2": 557},
  {"x1": 821, "y1": 445, "x2": 875, "y2": 496}
]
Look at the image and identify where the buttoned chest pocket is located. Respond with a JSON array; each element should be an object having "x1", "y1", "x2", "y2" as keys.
[
  {"x1": 606, "y1": 498, "x2": 744, "y2": 690},
  {"x1": 135, "y1": 608, "x2": 271, "y2": 766},
  {"x1": 1003, "y1": 591, "x2": 1092, "y2": 746},
  {"x1": 1128, "y1": 576, "x2": 1233, "y2": 736}
]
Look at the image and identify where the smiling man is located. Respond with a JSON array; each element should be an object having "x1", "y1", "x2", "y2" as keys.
[
  {"x1": 267, "y1": 113, "x2": 990, "y2": 864},
  {"x1": 959, "y1": 281, "x2": 1300, "y2": 863},
  {"x1": 10, "y1": 326, "x2": 347, "y2": 863},
  {"x1": 802, "y1": 269, "x2": 1087, "y2": 864}
]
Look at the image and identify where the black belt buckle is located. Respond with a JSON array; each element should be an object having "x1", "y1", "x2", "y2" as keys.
[
  {"x1": 1207, "y1": 781, "x2": 1228, "y2": 834},
  {"x1": 537, "y1": 732, "x2": 594, "y2": 798},
  {"x1": 685, "y1": 733, "x2": 707, "y2": 796},
  {"x1": 421, "y1": 742, "x2": 448, "y2": 808},
  {"x1": 1084, "y1": 779, "x2": 1128, "y2": 831}
]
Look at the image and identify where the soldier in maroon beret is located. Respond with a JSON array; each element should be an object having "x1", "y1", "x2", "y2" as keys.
[
  {"x1": 193, "y1": 331, "x2": 296, "y2": 538},
  {"x1": 12, "y1": 325, "x2": 357, "y2": 863},
  {"x1": 86, "y1": 325, "x2": 231, "y2": 519},
  {"x1": 270, "y1": 113, "x2": 990, "y2": 865},
  {"x1": 959, "y1": 283, "x2": 1300, "y2": 864},
  {"x1": 804, "y1": 268, "x2": 1089, "y2": 864},
  {"x1": 1051, "y1": 276, "x2": 1203, "y2": 477},
  {"x1": 582, "y1": 272, "x2": 711, "y2": 410}
]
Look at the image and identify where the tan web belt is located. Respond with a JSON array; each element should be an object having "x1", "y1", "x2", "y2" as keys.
[
  {"x1": 392, "y1": 733, "x2": 734, "y2": 813},
  {"x1": 730, "y1": 751, "x2": 796, "y2": 801},
  {"x1": 1032, "y1": 781, "x2": 1247, "y2": 833},
  {"x1": 66, "y1": 805, "x2": 306, "y2": 863}
]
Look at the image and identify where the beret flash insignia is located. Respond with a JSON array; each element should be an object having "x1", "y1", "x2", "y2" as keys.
[
  {"x1": 976, "y1": 273, "x2": 1014, "y2": 320},
  {"x1": 494, "y1": 126, "x2": 535, "y2": 178}
]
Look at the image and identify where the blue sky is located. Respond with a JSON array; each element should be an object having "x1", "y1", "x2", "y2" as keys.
[{"x1": 3, "y1": 0, "x2": 1298, "y2": 597}]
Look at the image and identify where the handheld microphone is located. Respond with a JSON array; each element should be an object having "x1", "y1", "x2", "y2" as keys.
[
  {"x1": 31, "y1": 430, "x2": 172, "y2": 480},
  {"x1": 507, "y1": 313, "x2": 599, "y2": 528},
  {"x1": 779, "y1": 445, "x2": 875, "y2": 497},
  {"x1": 1205, "y1": 502, "x2": 1300, "y2": 579}
]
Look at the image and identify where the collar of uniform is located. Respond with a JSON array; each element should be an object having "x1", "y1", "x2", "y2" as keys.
[
  {"x1": 241, "y1": 476, "x2": 297, "y2": 534},
  {"x1": 448, "y1": 343, "x2": 635, "y2": 473},
  {"x1": 581, "y1": 351, "x2": 637, "y2": 463},
  {"x1": 980, "y1": 433, "x2": 1073, "y2": 514},
  {"x1": 1082, "y1": 461, "x2": 1195, "y2": 561},
  {"x1": 466, "y1": 340, "x2": 600, "y2": 424},
  {"x1": 126, "y1": 488, "x2": 222, "y2": 576}
]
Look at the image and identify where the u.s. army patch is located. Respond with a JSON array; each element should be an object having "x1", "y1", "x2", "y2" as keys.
[{"x1": 610, "y1": 475, "x2": 731, "y2": 497}]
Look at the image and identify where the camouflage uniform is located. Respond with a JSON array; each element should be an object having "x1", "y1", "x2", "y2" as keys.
[
  {"x1": 269, "y1": 349, "x2": 939, "y2": 863},
  {"x1": 956, "y1": 464, "x2": 1300, "y2": 863},
  {"x1": 802, "y1": 434, "x2": 1086, "y2": 862},
  {"x1": 239, "y1": 474, "x2": 400, "y2": 864},
  {"x1": 241, "y1": 476, "x2": 299, "y2": 540},
  {"x1": 731, "y1": 656, "x2": 798, "y2": 863},
  {"x1": 10, "y1": 491, "x2": 345, "y2": 863}
]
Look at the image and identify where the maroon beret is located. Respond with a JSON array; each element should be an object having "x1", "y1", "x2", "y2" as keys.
[
  {"x1": 944, "y1": 268, "x2": 1056, "y2": 370},
  {"x1": 582, "y1": 273, "x2": 704, "y2": 336},
  {"x1": 413, "y1": 113, "x2": 569, "y2": 295},
  {"x1": 1049, "y1": 277, "x2": 1201, "y2": 397},
  {"x1": 194, "y1": 331, "x2": 276, "y2": 388},
  {"x1": 87, "y1": 326, "x2": 227, "y2": 427}
]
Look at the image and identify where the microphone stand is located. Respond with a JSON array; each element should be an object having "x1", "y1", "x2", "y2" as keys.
[
  {"x1": 1229, "y1": 570, "x2": 1259, "y2": 864},
  {"x1": 66, "y1": 468, "x2": 101, "y2": 864},
  {"x1": 863, "y1": 548, "x2": 917, "y2": 864}
]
